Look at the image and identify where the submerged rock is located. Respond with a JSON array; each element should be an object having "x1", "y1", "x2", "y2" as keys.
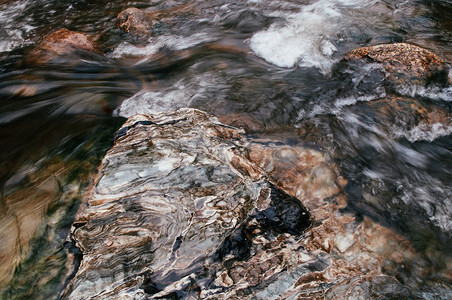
[
  {"x1": 116, "y1": 4, "x2": 195, "y2": 42},
  {"x1": 342, "y1": 43, "x2": 448, "y2": 84},
  {"x1": 358, "y1": 95, "x2": 452, "y2": 142},
  {"x1": 61, "y1": 109, "x2": 449, "y2": 299},
  {"x1": 117, "y1": 7, "x2": 152, "y2": 37},
  {"x1": 0, "y1": 156, "x2": 96, "y2": 292},
  {"x1": 26, "y1": 28, "x2": 102, "y2": 65}
]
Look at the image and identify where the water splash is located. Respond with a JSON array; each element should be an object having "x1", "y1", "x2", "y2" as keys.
[
  {"x1": 109, "y1": 33, "x2": 216, "y2": 60},
  {"x1": 249, "y1": 0, "x2": 383, "y2": 73},
  {"x1": 0, "y1": 0, "x2": 36, "y2": 52}
]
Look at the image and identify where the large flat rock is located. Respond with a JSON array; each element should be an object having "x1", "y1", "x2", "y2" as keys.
[{"x1": 61, "y1": 109, "x2": 450, "y2": 299}]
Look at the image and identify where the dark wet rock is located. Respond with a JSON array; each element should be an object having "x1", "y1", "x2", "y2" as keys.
[
  {"x1": 61, "y1": 109, "x2": 451, "y2": 299},
  {"x1": 342, "y1": 43, "x2": 448, "y2": 84},
  {"x1": 26, "y1": 28, "x2": 102, "y2": 65},
  {"x1": 117, "y1": 7, "x2": 152, "y2": 37}
]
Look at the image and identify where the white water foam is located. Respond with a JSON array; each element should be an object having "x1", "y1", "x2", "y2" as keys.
[
  {"x1": 249, "y1": 0, "x2": 380, "y2": 73},
  {"x1": 109, "y1": 33, "x2": 216, "y2": 60},
  {"x1": 397, "y1": 85, "x2": 452, "y2": 102},
  {"x1": 114, "y1": 72, "x2": 225, "y2": 117},
  {"x1": 334, "y1": 90, "x2": 386, "y2": 109},
  {"x1": 114, "y1": 86, "x2": 193, "y2": 117},
  {"x1": 401, "y1": 181, "x2": 452, "y2": 232},
  {"x1": 391, "y1": 123, "x2": 452, "y2": 143},
  {"x1": 0, "y1": 0, "x2": 35, "y2": 53}
]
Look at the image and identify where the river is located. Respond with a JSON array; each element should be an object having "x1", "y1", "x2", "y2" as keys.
[{"x1": 0, "y1": 0, "x2": 451, "y2": 298}]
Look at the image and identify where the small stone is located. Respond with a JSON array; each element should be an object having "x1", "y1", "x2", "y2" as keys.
[{"x1": 117, "y1": 7, "x2": 152, "y2": 36}]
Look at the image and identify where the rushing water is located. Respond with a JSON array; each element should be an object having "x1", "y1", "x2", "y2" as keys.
[{"x1": 0, "y1": 0, "x2": 451, "y2": 298}]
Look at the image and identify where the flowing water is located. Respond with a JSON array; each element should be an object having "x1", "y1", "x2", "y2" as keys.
[{"x1": 0, "y1": 0, "x2": 451, "y2": 298}]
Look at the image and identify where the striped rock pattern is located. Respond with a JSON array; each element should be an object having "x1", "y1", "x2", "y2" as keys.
[{"x1": 61, "y1": 109, "x2": 447, "y2": 299}]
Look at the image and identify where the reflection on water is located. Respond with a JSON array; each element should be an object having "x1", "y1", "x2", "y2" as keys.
[
  {"x1": 0, "y1": 0, "x2": 451, "y2": 298},
  {"x1": 0, "y1": 116, "x2": 123, "y2": 298}
]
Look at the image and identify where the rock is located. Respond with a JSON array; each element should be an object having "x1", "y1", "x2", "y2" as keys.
[
  {"x1": 117, "y1": 7, "x2": 152, "y2": 37},
  {"x1": 61, "y1": 109, "x2": 450, "y2": 299},
  {"x1": 216, "y1": 113, "x2": 263, "y2": 133},
  {"x1": 370, "y1": 95, "x2": 450, "y2": 125},
  {"x1": 342, "y1": 43, "x2": 448, "y2": 84},
  {"x1": 26, "y1": 28, "x2": 101, "y2": 65},
  {"x1": 355, "y1": 95, "x2": 452, "y2": 142},
  {"x1": 116, "y1": 4, "x2": 197, "y2": 40},
  {"x1": 61, "y1": 108, "x2": 312, "y2": 299}
]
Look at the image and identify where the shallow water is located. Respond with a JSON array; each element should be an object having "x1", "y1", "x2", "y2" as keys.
[{"x1": 0, "y1": 0, "x2": 451, "y2": 298}]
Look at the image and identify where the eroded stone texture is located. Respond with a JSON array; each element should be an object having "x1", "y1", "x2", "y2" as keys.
[
  {"x1": 62, "y1": 109, "x2": 450, "y2": 299},
  {"x1": 248, "y1": 143, "x2": 344, "y2": 221},
  {"x1": 26, "y1": 28, "x2": 101, "y2": 65},
  {"x1": 61, "y1": 109, "x2": 312, "y2": 299},
  {"x1": 342, "y1": 43, "x2": 448, "y2": 84}
]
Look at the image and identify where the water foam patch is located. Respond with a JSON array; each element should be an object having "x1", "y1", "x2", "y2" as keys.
[
  {"x1": 397, "y1": 85, "x2": 452, "y2": 102},
  {"x1": 114, "y1": 72, "x2": 224, "y2": 117},
  {"x1": 401, "y1": 181, "x2": 452, "y2": 232},
  {"x1": 391, "y1": 123, "x2": 452, "y2": 143},
  {"x1": 249, "y1": 0, "x2": 380, "y2": 73},
  {"x1": 0, "y1": 0, "x2": 35, "y2": 52},
  {"x1": 109, "y1": 33, "x2": 216, "y2": 60},
  {"x1": 114, "y1": 85, "x2": 195, "y2": 118}
]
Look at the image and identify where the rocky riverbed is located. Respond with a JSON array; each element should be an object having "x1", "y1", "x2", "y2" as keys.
[
  {"x1": 60, "y1": 108, "x2": 451, "y2": 299},
  {"x1": 1, "y1": 0, "x2": 452, "y2": 299}
]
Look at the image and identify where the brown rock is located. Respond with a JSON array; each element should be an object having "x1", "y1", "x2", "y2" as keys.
[
  {"x1": 342, "y1": 43, "x2": 447, "y2": 84},
  {"x1": 40, "y1": 28, "x2": 100, "y2": 54},
  {"x1": 116, "y1": 4, "x2": 197, "y2": 39},
  {"x1": 248, "y1": 143, "x2": 344, "y2": 221},
  {"x1": 117, "y1": 7, "x2": 152, "y2": 36},
  {"x1": 27, "y1": 28, "x2": 101, "y2": 65}
]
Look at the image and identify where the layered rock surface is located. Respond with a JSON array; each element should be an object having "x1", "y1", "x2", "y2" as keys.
[
  {"x1": 60, "y1": 109, "x2": 448, "y2": 299},
  {"x1": 342, "y1": 43, "x2": 449, "y2": 85}
]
